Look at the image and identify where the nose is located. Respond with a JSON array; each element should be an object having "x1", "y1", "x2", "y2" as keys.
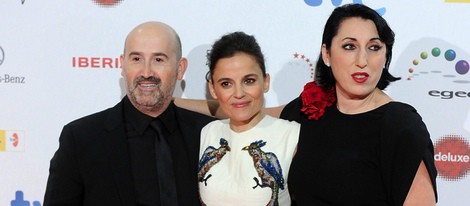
[
  {"x1": 356, "y1": 49, "x2": 368, "y2": 69},
  {"x1": 233, "y1": 84, "x2": 245, "y2": 99},
  {"x1": 141, "y1": 60, "x2": 154, "y2": 78}
]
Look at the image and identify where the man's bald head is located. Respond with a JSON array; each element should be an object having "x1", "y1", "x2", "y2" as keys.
[
  {"x1": 124, "y1": 21, "x2": 182, "y2": 60},
  {"x1": 120, "y1": 21, "x2": 188, "y2": 117}
]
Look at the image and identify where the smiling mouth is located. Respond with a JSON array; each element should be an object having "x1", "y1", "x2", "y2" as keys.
[
  {"x1": 232, "y1": 102, "x2": 250, "y2": 108},
  {"x1": 139, "y1": 82, "x2": 158, "y2": 88},
  {"x1": 134, "y1": 76, "x2": 161, "y2": 89}
]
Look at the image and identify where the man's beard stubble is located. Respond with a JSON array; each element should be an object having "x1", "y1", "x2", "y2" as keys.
[{"x1": 127, "y1": 76, "x2": 172, "y2": 112}]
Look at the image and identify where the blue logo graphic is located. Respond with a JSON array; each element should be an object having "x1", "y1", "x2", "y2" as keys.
[
  {"x1": 10, "y1": 191, "x2": 41, "y2": 206},
  {"x1": 304, "y1": 0, "x2": 386, "y2": 15},
  {"x1": 407, "y1": 47, "x2": 470, "y2": 84}
]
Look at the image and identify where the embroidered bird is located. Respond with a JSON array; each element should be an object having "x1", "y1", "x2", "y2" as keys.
[
  {"x1": 242, "y1": 140, "x2": 285, "y2": 206},
  {"x1": 197, "y1": 138, "x2": 231, "y2": 186}
]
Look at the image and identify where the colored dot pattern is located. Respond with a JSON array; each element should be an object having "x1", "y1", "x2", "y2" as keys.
[{"x1": 407, "y1": 47, "x2": 469, "y2": 83}]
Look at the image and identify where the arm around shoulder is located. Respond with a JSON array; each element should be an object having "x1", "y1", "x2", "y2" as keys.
[
  {"x1": 173, "y1": 97, "x2": 226, "y2": 118},
  {"x1": 263, "y1": 105, "x2": 286, "y2": 118}
]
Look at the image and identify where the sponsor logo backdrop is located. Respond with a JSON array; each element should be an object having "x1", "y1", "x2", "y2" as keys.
[{"x1": 1, "y1": 0, "x2": 469, "y2": 205}]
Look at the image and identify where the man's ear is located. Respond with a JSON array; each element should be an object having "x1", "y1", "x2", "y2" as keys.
[{"x1": 177, "y1": 57, "x2": 188, "y2": 80}]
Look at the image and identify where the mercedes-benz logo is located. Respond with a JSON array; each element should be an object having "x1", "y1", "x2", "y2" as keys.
[{"x1": 0, "y1": 46, "x2": 4, "y2": 66}]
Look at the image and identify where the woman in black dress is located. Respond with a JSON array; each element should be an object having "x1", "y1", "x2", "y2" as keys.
[{"x1": 279, "y1": 4, "x2": 437, "y2": 205}]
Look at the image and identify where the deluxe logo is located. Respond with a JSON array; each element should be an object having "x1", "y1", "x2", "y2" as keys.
[
  {"x1": 304, "y1": 0, "x2": 386, "y2": 15},
  {"x1": 0, "y1": 46, "x2": 5, "y2": 66},
  {"x1": 72, "y1": 56, "x2": 121, "y2": 69},
  {"x1": 0, "y1": 130, "x2": 25, "y2": 152},
  {"x1": 92, "y1": 0, "x2": 122, "y2": 7},
  {"x1": 11, "y1": 191, "x2": 41, "y2": 206},
  {"x1": 434, "y1": 135, "x2": 470, "y2": 181}
]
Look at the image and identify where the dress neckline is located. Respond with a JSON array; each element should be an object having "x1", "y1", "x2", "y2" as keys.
[{"x1": 333, "y1": 101, "x2": 394, "y2": 116}]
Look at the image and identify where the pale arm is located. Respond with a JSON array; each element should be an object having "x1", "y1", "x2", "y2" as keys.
[
  {"x1": 403, "y1": 161, "x2": 436, "y2": 206},
  {"x1": 263, "y1": 105, "x2": 286, "y2": 118},
  {"x1": 174, "y1": 97, "x2": 287, "y2": 119},
  {"x1": 173, "y1": 97, "x2": 227, "y2": 118}
]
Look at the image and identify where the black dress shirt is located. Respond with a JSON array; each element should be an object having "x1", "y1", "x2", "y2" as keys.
[{"x1": 123, "y1": 98, "x2": 178, "y2": 206}]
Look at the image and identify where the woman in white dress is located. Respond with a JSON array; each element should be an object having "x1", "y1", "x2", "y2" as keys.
[{"x1": 197, "y1": 31, "x2": 300, "y2": 206}]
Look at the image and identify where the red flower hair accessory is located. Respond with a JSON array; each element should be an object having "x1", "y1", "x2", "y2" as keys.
[{"x1": 300, "y1": 81, "x2": 336, "y2": 120}]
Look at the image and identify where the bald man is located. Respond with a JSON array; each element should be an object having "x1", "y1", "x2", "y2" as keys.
[{"x1": 44, "y1": 21, "x2": 215, "y2": 206}]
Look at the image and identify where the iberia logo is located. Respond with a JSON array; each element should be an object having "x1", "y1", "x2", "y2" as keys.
[
  {"x1": 72, "y1": 56, "x2": 121, "y2": 69},
  {"x1": 434, "y1": 135, "x2": 470, "y2": 181},
  {"x1": 92, "y1": 0, "x2": 122, "y2": 7},
  {"x1": 0, "y1": 130, "x2": 25, "y2": 152}
]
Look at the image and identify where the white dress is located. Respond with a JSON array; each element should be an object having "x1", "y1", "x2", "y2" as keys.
[{"x1": 198, "y1": 115, "x2": 300, "y2": 206}]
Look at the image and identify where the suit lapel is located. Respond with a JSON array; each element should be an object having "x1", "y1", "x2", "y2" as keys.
[{"x1": 103, "y1": 99, "x2": 136, "y2": 205}]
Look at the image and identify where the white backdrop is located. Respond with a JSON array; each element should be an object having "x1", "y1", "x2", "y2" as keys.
[{"x1": 1, "y1": 0, "x2": 469, "y2": 205}]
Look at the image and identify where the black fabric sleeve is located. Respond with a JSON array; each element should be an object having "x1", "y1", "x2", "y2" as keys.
[
  {"x1": 379, "y1": 102, "x2": 438, "y2": 205},
  {"x1": 280, "y1": 96, "x2": 303, "y2": 122},
  {"x1": 43, "y1": 125, "x2": 84, "y2": 206}
]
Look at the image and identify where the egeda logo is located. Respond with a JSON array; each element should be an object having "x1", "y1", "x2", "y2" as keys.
[
  {"x1": 392, "y1": 38, "x2": 470, "y2": 99},
  {"x1": 402, "y1": 40, "x2": 470, "y2": 99},
  {"x1": 10, "y1": 191, "x2": 41, "y2": 206},
  {"x1": 304, "y1": 0, "x2": 386, "y2": 15}
]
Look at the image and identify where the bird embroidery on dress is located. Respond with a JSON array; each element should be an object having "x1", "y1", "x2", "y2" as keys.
[
  {"x1": 242, "y1": 140, "x2": 285, "y2": 206},
  {"x1": 197, "y1": 138, "x2": 231, "y2": 186}
]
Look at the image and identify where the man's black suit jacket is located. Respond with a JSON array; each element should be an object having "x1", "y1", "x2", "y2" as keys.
[{"x1": 43, "y1": 98, "x2": 215, "y2": 206}]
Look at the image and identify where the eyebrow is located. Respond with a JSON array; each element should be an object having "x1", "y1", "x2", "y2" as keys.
[
  {"x1": 215, "y1": 77, "x2": 231, "y2": 83},
  {"x1": 215, "y1": 73, "x2": 259, "y2": 83},
  {"x1": 127, "y1": 51, "x2": 169, "y2": 58},
  {"x1": 342, "y1": 37, "x2": 382, "y2": 42}
]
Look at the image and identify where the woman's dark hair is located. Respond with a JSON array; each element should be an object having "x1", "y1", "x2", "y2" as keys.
[
  {"x1": 206, "y1": 31, "x2": 266, "y2": 81},
  {"x1": 315, "y1": 3, "x2": 400, "y2": 90}
]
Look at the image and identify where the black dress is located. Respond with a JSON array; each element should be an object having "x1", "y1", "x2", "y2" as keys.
[{"x1": 281, "y1": 97, "x2": 437, "y2": 206}]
